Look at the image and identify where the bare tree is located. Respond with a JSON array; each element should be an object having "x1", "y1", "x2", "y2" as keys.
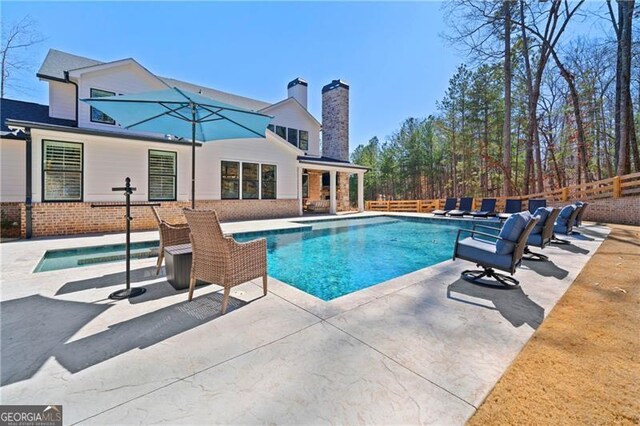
[
  {"x1": 0, "y1": 15, "x2": 44, "y2": 99},
  {"x1": 502, "y1": 0, "x2": 513, "y2": 196},
  {"x1": 608, "y1": 0, "x2": 636, "y2": 175}
]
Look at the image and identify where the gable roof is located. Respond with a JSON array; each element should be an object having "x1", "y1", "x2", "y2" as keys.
[
  {"x1": 37, "y1": 49, "x2": 102, "y2": 81},
  {"x1": 1, "y1": 98, "x2": 76, "y2": 138},
  {"x1": 160, "y1": 77, "x2": 270, "y2": 112},
  {"x1": 37, "y1": 49, "x2": 271, "y2": 111},
  {"x1": 259, "y1": 97, "x2": 321, "y2": 127}
]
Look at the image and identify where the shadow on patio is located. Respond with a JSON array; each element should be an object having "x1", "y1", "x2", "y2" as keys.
[
  {"x1": 446, "y1": 278, "x2": 545, "y2": 329},
  {"x1": 55, "y1": 266, "x2": 159, "y2": 295},
  {"x1": 0, "y1": 291, "x2": 247, "y2": 385},
  {"x1": 0, "y1": 294, "x2": 111, "y2": 386}
]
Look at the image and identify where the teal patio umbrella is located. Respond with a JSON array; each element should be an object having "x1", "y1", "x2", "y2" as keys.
[{"x1": 82, "y1": 87, "x2": 273, "y2": 208}]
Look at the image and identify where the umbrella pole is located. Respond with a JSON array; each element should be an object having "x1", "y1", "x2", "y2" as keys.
[{"x1": 191, "y1": 110, "x2": 196, "y2": 209}]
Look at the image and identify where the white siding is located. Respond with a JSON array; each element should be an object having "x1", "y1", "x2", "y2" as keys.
[
  {"x1": 194, "y1": 133, "x2": 299, "y2": 200},
  {"x1": 76, "y1": 63, "x2": 166, "y2": 132},
  {"x1": 27, "y1": 129, "x2": 298, "y2": 203},
  {"x1": 0, "y1": 138, "x2": 26, "y2": 202},
  {"x1": 265, "y1": 100, "x2": 321, "y2": 157},
  {"x1": 48, "y1": 81, "x2": 76, "y2": 120}
]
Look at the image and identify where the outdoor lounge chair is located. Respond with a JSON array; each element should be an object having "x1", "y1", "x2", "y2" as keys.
[
  {"x1": 470, "y1": 198, "x2": 497, "y2": 218},
  {"x1": 152, "y1": 206, "x2": 191, "y2": 275},
  {"x1": 528, "y1": 199, "x2": 547, "y2": 214},
  {"x1": 497, "y1": 199, "x2": 522, "y2": 220},
  {"x1": 524, "y1": 207, "x2": 561, "y2": 261},
  {"x1": 574, "y1": 201, "x2": 588, "y2": 227},
  {"x1": 552, "y1": 204, "x2": 581, "y2": 244},
  {"x1": 433, "y1": 198, "x2": 457, "y2": 216},
  {"x1": 183, "y1": 209, "x2": 268, "y2": 314},
  {"x1": 452, "y1": 211, "x2": 538, "y2": 287},
  {"x1": 448, "y1": 197, "x2": 473, "y2": 217}
]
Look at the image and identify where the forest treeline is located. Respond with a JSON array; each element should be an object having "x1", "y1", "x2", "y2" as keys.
[{"x1": 351, "y1": 0, "x2": 639, "y2": 200}]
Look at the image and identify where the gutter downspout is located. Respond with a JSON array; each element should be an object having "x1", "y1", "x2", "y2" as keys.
[
  {"x1": 64, "y1": 71, "x2": 79, "y2": 126},
  {"x1": 25, "y1": 127, "x2": 33, "y2": 239}
]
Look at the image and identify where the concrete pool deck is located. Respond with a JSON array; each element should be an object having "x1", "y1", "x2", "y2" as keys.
[{"x1": 0, "y1": 213, "x2": 610, "y2": 424}]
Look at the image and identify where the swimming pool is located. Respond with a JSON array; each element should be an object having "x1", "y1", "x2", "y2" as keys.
[
  {"x1": 235, "y1": 216, "x2": 480, "y2": 301},
  {"x1": 34, "y1": 241, "x2": 159, "y2": 273}
]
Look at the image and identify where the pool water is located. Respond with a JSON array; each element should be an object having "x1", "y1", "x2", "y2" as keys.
[
  {"x1": 235, "y1": 216, "x2": 477, "y2": 301},
  {"x1": 34, "y1": 240, "x2": 159, "y2": 272}
]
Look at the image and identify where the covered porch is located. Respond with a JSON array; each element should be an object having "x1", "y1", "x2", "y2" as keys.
[{"x1": 297, "y1": 157, "x2": 367, "y2": 215}]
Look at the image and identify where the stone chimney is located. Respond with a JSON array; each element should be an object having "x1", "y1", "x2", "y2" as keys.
[
  {"x1": 321, "y1": 79, "x2": 349, "y2": 161},
  {"x1": 287, "y1": 78, "x2": 308, "y2": 109},
  {"x1": 322, "y1": 79, "x2": 350, "y2": 211}
]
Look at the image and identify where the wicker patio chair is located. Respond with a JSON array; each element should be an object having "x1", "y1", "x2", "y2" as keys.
[
  {"x1": 183, "y1": 209, "x2": 267, "y2": 314},
  {"x1": 152, "y1": 206, "x2": 191, "y2": 275}
]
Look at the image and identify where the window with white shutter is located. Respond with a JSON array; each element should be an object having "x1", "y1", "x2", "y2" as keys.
[
  {"x1": 43, "y1": 140, "x2": 83, "y2": 201},
  {"x1": 148, "y1": 150, "x2": 177, "y2": 201}
]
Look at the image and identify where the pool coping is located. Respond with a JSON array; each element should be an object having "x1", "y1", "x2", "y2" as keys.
[{"x1": 24, "y1": 213, "x2": 505, "y2": 317}]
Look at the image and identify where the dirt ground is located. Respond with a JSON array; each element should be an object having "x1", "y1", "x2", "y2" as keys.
[{"x1": 468, "y1": 224, "x2": 640, "y2": 425}]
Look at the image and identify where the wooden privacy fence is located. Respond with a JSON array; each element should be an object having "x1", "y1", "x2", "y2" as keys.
[{"x1": 365, "y1": 172, "x2": 640, "y2": 213}]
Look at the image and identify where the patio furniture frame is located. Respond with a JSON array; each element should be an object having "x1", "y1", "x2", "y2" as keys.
[
  {"x1": 183, "y1": 209, "x2": 267, "y2": 315},
  {"x1": 452, "y1": 217, "x2": 539, "y2": 287},
  {"x1": 552, "y1": 205, "x2": 581, "y2": 245},
  {"x1": 152, "y1": 206, "x2": 191, "y2": 275},
  {"x1": 524, "y1": 207, "x2": 561, "y2": 261},
  {"x1": 433, "y1": 198, "x2": 457, "y2": 216}
]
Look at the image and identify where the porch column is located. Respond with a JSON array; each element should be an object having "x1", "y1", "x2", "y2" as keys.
[
  {"x1": 329, "y1": 170, "x2": 337, "y2": 214},
  {"x1": 297, "y1": 167, "x2": 303, "y2": 216},
  {"x1": 357, "y1": 171, "x2": 365, "y2": 212}
]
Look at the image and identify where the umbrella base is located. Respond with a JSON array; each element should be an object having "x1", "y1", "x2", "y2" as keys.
[{"x1": 109, "y1": 287, "x2": 147, "y2": 300}]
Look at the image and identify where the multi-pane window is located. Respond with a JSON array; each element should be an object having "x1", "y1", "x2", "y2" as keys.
[
  {"x1": 148, "y1": 150, "x2": 176, "y2": 201},
  {"x1": 221, "y1": 161, "x2": 240, "y2": 199},
  {"x1": 90, "y1": 88, "x2": 116, "y2": 124},
  {"x1": 43, "y1": 140, "x2": 83, "y2": 201},
  {"x1": 261, "y1": 164, "x2": 277, "y2": 199},
  {"x1": 287, "y1": 128, "x2": 298, "y2": 146},
  {"x1": 299, "y1": 130, "x2": 309, "y2": 151},
  {"x1": 242, "y1": 163, "x2": 259, "y2": 199},
  {"x1": 271, "y1": 124, "x2": 310, "y2": 150},
  {"x1": 221, "y1": 161, "x2": 277, "y2": 200}
]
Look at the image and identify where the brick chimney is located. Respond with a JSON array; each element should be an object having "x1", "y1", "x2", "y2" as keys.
[
  {"x1": 287, "y1": 78, "x2": 308, "y2": 109},
  {"x1": 321, "y1": 79, "x2": 349, "y2": 161}
]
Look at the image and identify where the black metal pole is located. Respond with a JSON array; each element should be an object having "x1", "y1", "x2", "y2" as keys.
[
  {"x1": 191, "y1": 104, "x2": 196, "y2": 210},
  {"x1": 125, "y1": 177, "x2": 131, "y2": 290},
  {"x1": 107, "y1": 177, "x2": 147, "y2": 300}
]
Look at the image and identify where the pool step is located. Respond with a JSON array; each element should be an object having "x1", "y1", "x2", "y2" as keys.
[{"x1": 77, "y1": 248, "x2": 159, "y2": 266}]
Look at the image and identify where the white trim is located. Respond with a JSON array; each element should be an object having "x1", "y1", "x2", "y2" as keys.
[
  {"x1": 67, "y1": 58, "x2": 170, "y2": 89},
  {"x1": 259, "y1": 97, "x2": 321, "y2": 127},
  {"x1": 298, "y1": 160, "x2": 368, "y2": 172},
  {"x1": 266, "y1": 130, "x2": 304, "y2": 155}
]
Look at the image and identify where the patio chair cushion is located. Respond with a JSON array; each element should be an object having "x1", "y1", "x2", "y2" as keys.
[
  {"x1": 457, "y1": 237, "x2": 513, "y2": 271},
  {"x1": 496, "y1": 211, "x2": 531, "y2": 255},
  {"x1": 531, "y1": 207, "x2": 552, "y2": 234},
  {"x1": 527, "y1": 232, "x2": 543, "y2": 246},
  {"x1": 554, "y1": 223, "x2": 570, "y2": 235},
  {"x1": 556, "y1": 205, "x2": 576, "y2": 226}
]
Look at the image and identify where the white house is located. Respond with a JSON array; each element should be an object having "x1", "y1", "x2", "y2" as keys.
[{"x1": 0, "y1": 49, "x2": 366, "y2": 238}]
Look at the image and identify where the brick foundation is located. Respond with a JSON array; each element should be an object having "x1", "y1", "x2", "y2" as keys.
[
  {"x1": 0, "y1": 202, "x2": 21, "y2": 238},
  {"x1": 4, "y1": 199, "x2": 300, "y2": 239},
  {"x1": 549, "y1": 196, "x2": 640, "y2": 226}
]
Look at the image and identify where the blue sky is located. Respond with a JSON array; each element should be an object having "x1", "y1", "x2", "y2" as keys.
[{"x1": 1, "y1": 1, "x2": 607, "y2": 153}]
